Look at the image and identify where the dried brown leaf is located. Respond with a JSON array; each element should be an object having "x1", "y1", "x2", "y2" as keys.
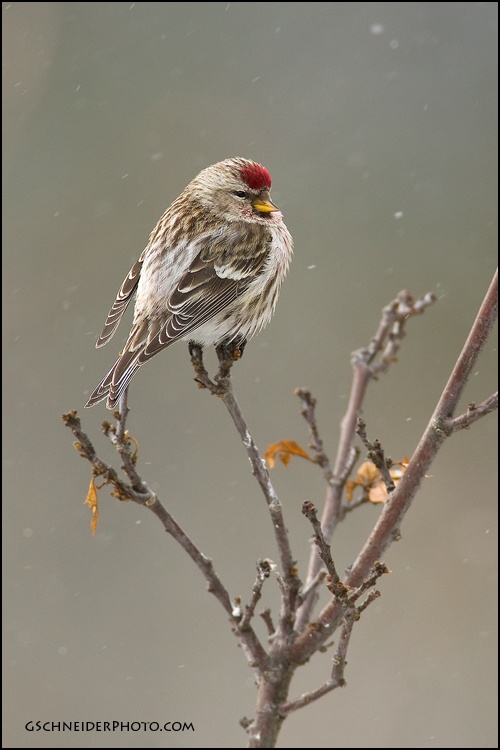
[
  {"x1": 84, "y1": 477, "x2": 99, "y2": 535},
  {"x1": 348, "y1": 459, "x2": 408, "y2": 504},
  {"x1": 265, "y1": 440, "x2": 313, "y2": 469}
]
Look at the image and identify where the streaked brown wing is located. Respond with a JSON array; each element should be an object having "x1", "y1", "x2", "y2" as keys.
[
  {"x1": 140, "y1": 240, "x2": 270, "y2": 361},
  {"x1": 95, "y1": 250, "x2": 146, "y2": 348}
]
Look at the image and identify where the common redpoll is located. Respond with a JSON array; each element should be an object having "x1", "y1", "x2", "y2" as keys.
[{"x1": 85, "y1": 158, "x2": 293, "y2": 409}]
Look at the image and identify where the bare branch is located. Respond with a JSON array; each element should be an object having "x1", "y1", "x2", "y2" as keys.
[
  {"x1": 280, "y1": 566, "x2": 384, "y2": 717},
  {"x1": 431, "y1": 270, "x2": 498, "y2": 421},
  {"x1": 356, "y1": 589, "x2": 381, "y2": 615},
  {"x1": 291, "y1": 270, "x2": 498, "y2": 662},
  {"x1": 301, "y1": 501, "x2": 344, "y2": 594},
  {"x1": 446, "y1": 392, "x2": 498, "y2": 432},
  {"x1": 62, "y1": 410, "x2": 151, "y2": 503},
  {"x1": 295, "y1": 388, "x2": 335, "y2": 484},
  {"x1": 295, "y1": 290, "x2": 436, "y2": 632},
  {"x1": 102, "y1": 391, "x2": 144, "y2": 491},
  {"x1": 348, "y1": 561, "x2": 390, "y2": 603},
  {"x1": 365, "y1": 290, "x2": 436, "y2": 376},
  {"x1": 190, "y1": 345, "x2": 302, "y2": 641},
  {"x1": 240, "y1": 560, "x2": 273, "y2": 631},
  {"x1": 278, "y1": 678, "x2": 340, "y2": 716},
  {"x1": 64, "y1": 270, "x2": 496, "y2": 748},
  {"x1": 260, "y1": 608, "x2": 276, "y2": 636},
  {"x1": 330, "y1": 615, "x2": 354, "y2": 685},
  {"x1": 355, "y1": 418, "x2": 396, "y2": 493},
  {"x1": 338, "y1": 445, "x2": 361, "y2": 484},
  {"x1": 339, "y1": 494, "x2": 369, "y2": 519},
  {"x1": 61, "y1": 409, "x2": 271, "y2": 674},
  {"x1": 297, "y1": 568, "x2": 328, "y2": 606}
]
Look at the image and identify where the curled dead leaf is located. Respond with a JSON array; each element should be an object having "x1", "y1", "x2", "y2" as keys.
[
  {"x1": 347, "y1": 458, "x2": 409, "y2": 504},
  {"x1": 264, "y1": 440, "x2": 313, "y2": 468},
  {"x1": 124, "y1": 431, "x2": 139, "y2": 462},
  {"x1": 84, "y1": 477, "x2": 99, "y2": 535}
]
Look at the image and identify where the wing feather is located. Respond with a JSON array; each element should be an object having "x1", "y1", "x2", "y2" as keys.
[
  {"x1": 87, "y1": 223, "x2": 272, "y2": 409},
  {"x1": 95, "y1": 250, "x2": 146, "y2": 348},
  {"x1": 140, "y1": 240, "x2": 270, "y2": 361}
]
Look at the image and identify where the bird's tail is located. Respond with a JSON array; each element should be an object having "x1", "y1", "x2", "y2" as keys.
[{"x1": 85, "y1": 346, "x2": 145, "y2": 410}]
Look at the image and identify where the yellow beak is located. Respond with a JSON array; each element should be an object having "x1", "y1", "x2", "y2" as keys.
[{"x1": 252, "y1": 198, "x2": 279, "y2": 213}]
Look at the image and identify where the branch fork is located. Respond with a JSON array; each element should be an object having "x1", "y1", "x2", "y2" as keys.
[{"x1": 63, "y1": 269, "x2": 497, "y2": 748}]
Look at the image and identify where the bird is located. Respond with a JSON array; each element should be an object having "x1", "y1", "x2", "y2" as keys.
[{"x1": 85, "y1": 157, "x2": 293, "y2": 410}]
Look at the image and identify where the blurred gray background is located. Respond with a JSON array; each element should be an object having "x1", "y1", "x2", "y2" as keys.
[{"x1": 3, "y1": 3, "x2": 497, "y2": 748}]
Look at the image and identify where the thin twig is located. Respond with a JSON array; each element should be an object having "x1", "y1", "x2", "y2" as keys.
[
  {"x1": 240, "y1": 560, "x2": 273, "y2": 631},
  {"x1": 446, "y1": 392, "x2": 498, "y2": 432},
  {"x1": 61, "y1": 409, "x2": 271, "y2": 674},
  {"x1": 355, "y1": 418, "x2": 396, "y2": 493},
  {"x1": 190, "y1": 345, "x2": 302, "y2": 641},
  {"x1": 279, "y1": 572, "x2": 383, "y2": 717},
  {"x1": 260, "y1": 608, "x2": 276, "y2": 636},
  {"x1": 63, "y1": 271, "x2": 496, "y2": 747},
  {"x1": 279, "y1": 590, "x2": 380, "y2": 717},
  {"x1": 301, "y1": 502, "x2": 344, "y2": 594},
  {"x1": 295, "y1": 388, "x2": 335, "y2": 484},
  {"x1": 294, "y1": 290, "x2": 436, "y2": 633},
  {"x1": 338, "y1": 445, "x2": 361, "y2": 485},
  {"x1": 347, "y1": 561, "x2": 390, "y2": 603},
  {"x1": 339, "y1": 494, "x2": 369, "y2": 519},
  {"x1": 62, "y1": 410, "x2": 152, "y2": 503},
  {"x1": 278, "y1": 678, "x2": 340, "y2": 716},
  {"x1": 331, "y1": 615, "x2": 354, "y2": 685},
  {"x1": 297, "y1": 568, "x2": 328, "y2": 606},
  {"x1": 102, "y1": 390, "x2": 144, "y2": 491},
  {"x1": 291, "y1": 270, "x2": 498, "y2": 663},
  {"x1": 356, "y1": 589, "x2": 381, "y2": 615},
  {"x1": 363, "y1": 290, "x2": 436, "y2": 376}
]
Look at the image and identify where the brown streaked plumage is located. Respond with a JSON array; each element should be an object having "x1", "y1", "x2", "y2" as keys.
[{"x1": 85, "y1": 158, "x2": 293, "y2": 409}]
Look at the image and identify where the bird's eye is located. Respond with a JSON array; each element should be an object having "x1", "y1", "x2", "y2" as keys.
[{"x1": 234, "y1": 191, "x2": 247, "y2": 199}]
